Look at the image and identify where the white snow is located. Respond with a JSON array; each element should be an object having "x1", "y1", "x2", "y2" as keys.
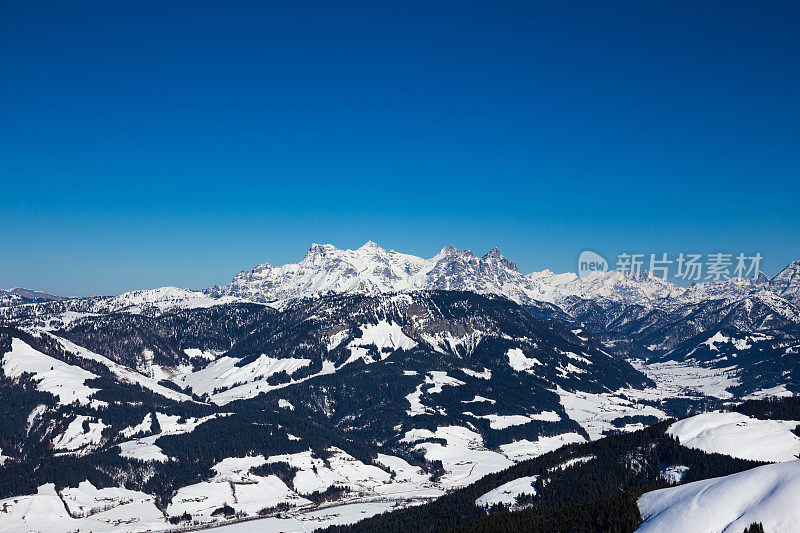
[
  {"x1": 465, "y1": 411, "x2": 560, "y2": 430},
  {"x1": 461, "y1": 395, "x2": 496, "y2": 404},
  {"x1": 426, "y1": 371, "x2": 465, "y2": 393},
  {"x1": 208, "y1": 500, "x2": 418, "y2": 532},
  {"x1": 184, "y1": 347, "x2": 219, "y2": 360},
  {"x1": 667, "y1": 411, "x2": 800, "y2": 463},
  {"x1": 208, "y1": 241, "x2": 697, "y2": 308},
  {"x1": 556, "y1": 362, "x2": 587, "y2": 377},
  {"x1": 120, "y1": 413, "x2": 153, "y2": 438},
  {"x1": 345, "y1": 320, "x2": 417, "y2": 365},
  {"x1": 57, "y1": 336, "x2": 193, "y2": 402},
  {"x1": 506, "y1": 348, "x2": 543, "y2": 372},
  {"x1": 169, "y1": 455, "x2": 311, "y2": 518},
  {"x1": 181, "y1": 354, "x2": 311, "y2": 398},
  {"x1": 475, "y1": 476, "x2": 538, "y2": 508},
  {"x1": 660, "y1": 465, "x2": 689, "y2": 484},
  {"x1": 420, "y1": 330, "x2": 486, "y2": 357},
  {"x1": 0, "y1": 483, "x2": 166, "y2": 532},
  {"x1": 52, "y1": 416, "x2": 107, "y2": 452},
  {"x1": 744, "y1": 384, "x2": 793, "y2": 400},
  {"x1": 26, "y1": 404, "x2": 47, "y2": 431},
  {"x1": 698, "y1": 331, "x2": 754, "y2": 352},
  {"x1": 326, "y1": 329, "x2": 350, "y2": 351},
  {"x1": 499, "y1": 433, "x2": 587, "y2": 462},
  {"x1": 190, "y1": 358, "x2": 337, "y2": 405},
  {"x1": 405, "y1": 384, "x2": 431, "y2": 417},
  {"x1": 548, "y1": 455, "x2": 595, "y2": 471},
  {"x1": 118, "y1": 438, "x2": 169, "y2": 462},
  {"x1": 630, "y1": 359, "x2": 741, "y2": 400},
  {"x1": 0, "y1": 484, "x2": 74, "y2": 532},
  {"x1": 563, "y1": 351, "x2": 592, "y2": 364},
  {"x1": 265, "y1": 448, "x2": 392, "y2": 495},
  {"x1": 702, "y1": 331, "x2": 731, "y2": 351},
  {"x1": 401, "y1": 426, "x2": 513, "y2": 488},
  {"x1": 2, "y1": 338, "x2": 99, "y2": 405},
  {"x1": 557, "y1": 387, "x2": 667, "y2": 440},
  {"x1": 118, "y1": 413, "x2": 222, "y2": 462},
  {"x1": 374, "y1": 454, "x2": 428, "y2": 484},
  {"x1": 60, "y1": 481, "x2": 160, "y2": 521},
  {"x1": 94, "y1": 286, "x2": 242, "y2": 315},
  {"x1": 460, "y1": 367, "x2": 492, "y2": 379},
  {"x1": 405, "y1": 372, "x2": 465, "y2": 416},
  {"x1": 279, "y1": 399, "x2": 295, "y2": 410},
  {"x1": 637, "y1": 460, "x2": 800, "y2": 533}
]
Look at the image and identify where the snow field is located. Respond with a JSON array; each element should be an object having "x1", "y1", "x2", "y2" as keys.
[
  {"x1": 667, "y1": 411, "x2": 800, "y2": 462},
  {"x1": 475, "y1": 476, "x2": 538, "y2": 508},
  {"x1": 637, "y1": 460, "x2": 800, "y2": 533}
]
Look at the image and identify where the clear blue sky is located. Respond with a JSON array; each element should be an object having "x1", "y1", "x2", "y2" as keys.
[{"x1": 2, "y1": 1, "x2": 799, "y2": 296}]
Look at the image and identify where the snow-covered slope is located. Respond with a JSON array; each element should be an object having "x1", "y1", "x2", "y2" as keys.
[
  {"x1": 2, "y1": 338, "x2": 99, "y2": 405},
  {"x1": 91, "y1": 286, "x2": 243, "y2": 315},
  {"x1": 475, "y1": 476, "x2": 538, "y2": 508},
  {"x1": 0, "y1": 483, "x2": 166, "y2": 533},
  {"x1": 667, "y1": 411, "x2": 800, "y2": 462},
  {"x1": 0, "y1": 288, "x2": 67, "y2": 307},
  {"x1": 637, "y1": 460, "x2": 800, "y2": 533}
]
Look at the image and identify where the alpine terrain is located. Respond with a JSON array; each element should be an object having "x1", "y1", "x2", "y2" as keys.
[{"x1": 2, "y1": 242, "x2": 799, "y2": 532}]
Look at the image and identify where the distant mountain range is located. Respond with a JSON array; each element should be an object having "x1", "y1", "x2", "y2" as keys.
[
  {"x1": 209, "y1": 242, "x2": 800, "y2": 308},
  {"x1": 0, "y1": 287, "x2": 68, "y2": 307},
  {"x1": 5, "y1": 241, "x2": 799, "y2": 312}
]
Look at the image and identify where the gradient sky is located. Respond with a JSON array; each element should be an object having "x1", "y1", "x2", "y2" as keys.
[{"x1": 2, "y1": 1, "x2": 799, "y2": 296}]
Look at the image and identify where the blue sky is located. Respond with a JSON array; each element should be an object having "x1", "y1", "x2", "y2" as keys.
[{"x1": 1, "y1": 1, "x2": 799, "y2": 295}]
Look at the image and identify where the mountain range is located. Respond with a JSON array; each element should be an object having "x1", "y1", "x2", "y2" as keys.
[
  {"x1": 6, "y1": 241, "x2": 799, "y2": 314},
  {"x1": 1, "y1": 242, "x2": 799, "y2": 532},
  {"x1": 208, "y1": 242, "x2": 800, "y2": 308}
]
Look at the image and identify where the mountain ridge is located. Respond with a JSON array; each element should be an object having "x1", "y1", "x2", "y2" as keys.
[
  {"x1": 203, "y1": 242, "x2": 800, "y2": 310},
  {"x1": 4, "y1": 242, "x2": 800, "y2": 318}
]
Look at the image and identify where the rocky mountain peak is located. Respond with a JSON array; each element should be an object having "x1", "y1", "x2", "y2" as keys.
[{"x1": 770, "y1": 259, "x2": 800, "y2": 303}]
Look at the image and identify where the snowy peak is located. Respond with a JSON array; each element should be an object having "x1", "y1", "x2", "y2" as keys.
[
  {"x1": 436, "y1": 244, "x2": 459, "y2": 257},
  {"x1": 359, "y1": 240, "x2": 384, "y2": 251},
  {"x1": 770, "y1": 260, "x2": 800, "y2": 303},
  {"x1": 9, "y1": 244, "x2": 800, "y2": 321},
  {"x1": 211, "y1": 242, "x2": 531, "y2": 304},
  {"x1": 482, "y1": 246, "x2": 502, "y2": 260},
  {"x1": 208, "y1": 243, "x2": 800, "y2": 311}
]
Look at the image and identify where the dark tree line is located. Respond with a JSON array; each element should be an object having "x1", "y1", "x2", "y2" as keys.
[{"x1": 319, "y1": 421, "x2": 766, "y2": 533}]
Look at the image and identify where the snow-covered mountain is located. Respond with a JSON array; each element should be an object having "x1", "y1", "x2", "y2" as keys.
[
  {"x1": 207, "y1": 241, "x2": 543, "y2": 305},
  {"x1": 2, "y1": 243, "x2": 800, "y2": 532},
  {"x1": 0, "y1": 291, "x2": 662, "y2": 531},
  {"x1": 208, "y1": 241, "x2": 800, "y2": 309},
  {"x1": 0, "y1": 288, "x2": 67, "y2": 307},
  {"x1": 637, "y1": 460, "x2": 800, "y2": 532},
  {"x1": 92, "y1": 286, "x2": 241, "y2": 315},
  {"x1": 770, "y1": 260, "x2": 800, "y2": 303},
  {"x1": 5, "y1": 243, "x2": 799, "y2": 318}
]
